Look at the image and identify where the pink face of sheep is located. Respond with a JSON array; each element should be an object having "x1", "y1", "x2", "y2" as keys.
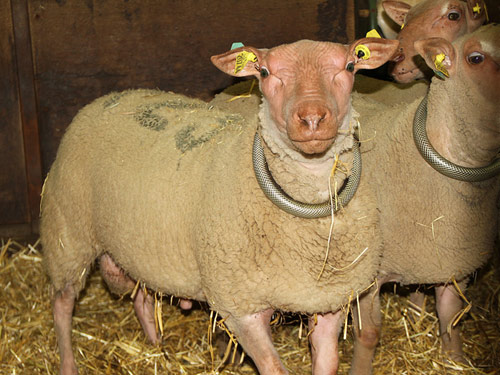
[
  {"x1": 211, "y1": 39, "x2": 399, "y2": 155},
  {"x1": 384, "y1": 0, "x2": 486, "y2": 83}
]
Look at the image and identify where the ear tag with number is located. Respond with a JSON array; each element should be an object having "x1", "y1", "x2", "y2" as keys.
[
  {"x1": 434, "y1": 53, "x2": 449, "y2": 78},
  {"x1": 234, "y1": 51, "x2": 258, "y2": 74}
]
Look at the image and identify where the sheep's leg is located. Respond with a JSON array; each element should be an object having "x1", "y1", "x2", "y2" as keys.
[
  {"x1": 308, "y1": 310, "x2": 343, "y2": 375},
  {"x1": 225, "y1": 309, "x2": 288, "y2": 375},
  {"x1": 99, "y1": 254, "x2": 160, "y2": 344},
  {"x1": 179, "y1": 299, "x2": 193, "y2": 310},
  {"x1": 409, "y1": 291, "x2": 425, "y2": 312},
  {"x1": 133, "y1": 289, "x2": 161, "y2": 344},
  {"x1": 406, "y1": 290, "x2": 426, "y2": 323},
  {"x1": 53, "y1": 284, "x2": 78, "y2": 375},
  {"x1": 435, "y1": 280, "x2": 467, "y2": 362},
  {"x1": 350, "y1": 285, "x2": 381, "y2": 375}
]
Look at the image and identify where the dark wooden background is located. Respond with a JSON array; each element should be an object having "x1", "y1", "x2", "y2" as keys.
[
  {"x1": 0, "y1": 0, "x2": 355, "y2": 237},
  {"x1": 1, "y1": 0, "x2": 498, "y2": 238}
]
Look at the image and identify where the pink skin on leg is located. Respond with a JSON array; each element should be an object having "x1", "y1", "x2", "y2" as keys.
[
  {"x1": 350, "y1": 285, "x2": 382, "y2": 375},
  {"x1": 225, "y1": 309, "x2": 288, "y2": 375},
  {"x1": 407, "y1": 290, "x2": 426, "y2": 323},
  {"x1": 99, "y1": 254, "x2": 159, "y2": 344},
  {"x1": 435, "y1": 280, "x2": 467, "y2": 362},
  {"x1": 133, "y1": 288, "x2": 161, "y2": 344},
  {"x1": 53, "y1": 284, "x2": 78, "y2": 375},
  {"x1": 409, "y1": 290, "x2": 425, "y2": 312},
  {"x1": 179, "y1": 299, "x2": 192, "y2": 310},
  {"x1": 308, "y1": 310, "x2": 343, "y2": 375}
]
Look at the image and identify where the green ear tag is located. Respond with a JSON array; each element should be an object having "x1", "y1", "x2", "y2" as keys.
[
  {"x1": 231, "y1": 42, "x2": 244, "y2": 50},
  {"x1": 434, "y1": 70, "x2": 447, "y2": 79}
]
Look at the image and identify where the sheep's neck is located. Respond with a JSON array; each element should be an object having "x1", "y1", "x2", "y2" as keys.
[
  {"x1": 425, "y1": 80, "x2": 500, "y2": 168},
  {"x1": 258, "y1": 100, "x2": 355, "y2": 204}
]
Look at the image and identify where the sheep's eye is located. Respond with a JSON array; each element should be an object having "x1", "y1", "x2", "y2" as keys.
[
  {"x1": 467, "y1": 52, "x2": 484, "y2": 65},
  {"x1": 346, "y1": 62, "x2": 355, "y2": 72},
  {"x1": 260, "y1": 67, "x2": 270, "y2": 78},
  {"x1": 447, "y1": 11, "x2": 460, "y2": 21}
]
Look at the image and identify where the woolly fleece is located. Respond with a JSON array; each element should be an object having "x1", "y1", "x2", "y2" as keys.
[
  {"x1": 352, "y1": 78, "x2": 499, "y2": 285},
  {"x1": 41, "y1": 88, "x2": 382, "y2": 320}
]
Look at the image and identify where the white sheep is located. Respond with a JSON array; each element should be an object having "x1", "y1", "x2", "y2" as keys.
[
  {"x1": 40, "y1": 38, "x2": 398, "y2": 375},
  {"x1": 349, "y1": 24, "x2": 500, "y2": 374}
]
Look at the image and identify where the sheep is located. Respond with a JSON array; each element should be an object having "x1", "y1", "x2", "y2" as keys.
[
  {"x1": 383, "y1": 0, "x2": 487, "y2": 83},
  {"x1": 40, "y1": 37, "x2": 399, "y2": 375},
  {"x1": 349, "y1": 24, "x2": 500, "y2": 374}
]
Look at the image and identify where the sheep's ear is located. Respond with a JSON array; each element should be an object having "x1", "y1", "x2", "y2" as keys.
[
  {"x1": 382, "y1": 0, "x2": 412, "y2": 26},
  {"x1": 348, "y1": 38, "x2": 399, "y2": 72},
  {"x1": 465, "y1": 0, "x2": 487, "y2": 30},
  {"x1": 211, "y1": 46, "x2": 267, "y2": 78},
  {"x1": 414, "y1": 37, "x2": 457, "y2": 78}
]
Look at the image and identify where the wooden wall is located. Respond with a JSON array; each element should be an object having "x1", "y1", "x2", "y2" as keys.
[
  {"x1": 0, "y1": 0, "x2": 355, "y2": 237},
  {"x1": 0, "y1": 0, "x2": 34, "y2": 235}
]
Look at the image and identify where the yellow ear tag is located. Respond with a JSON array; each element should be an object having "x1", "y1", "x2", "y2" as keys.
[
  {"x1": 366, "y1": 29, "x2": 381, "y2": 38},
  {"x1": 234, "y1": 51, "x2": 258, "y2": 74},
  {"x1": 434, "y1": 53, "x2": 449, "y2": 78},
  {"x1": 401, "y1": 22, "x2": 405, "y2": 29},
  {"x1": 473, "y1": 3, "x2": 481, "y2": 14},
  {"x1": 355, "y1": 45, "x2": 371, "y2": 60}
]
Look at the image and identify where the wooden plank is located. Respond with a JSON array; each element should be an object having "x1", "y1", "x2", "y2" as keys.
[
  {"x1": 0, "y1": 0, "x2": 30, "y2": 226},
  {"x1": 484, "y1": 0, "x2": 499, "y2": 22},
  {"x1": 11, "y1": 0, "x2": 43, "y2": 231},
  {"x1": 29, "y1": 0, "x2": 353, "y2": 175}
]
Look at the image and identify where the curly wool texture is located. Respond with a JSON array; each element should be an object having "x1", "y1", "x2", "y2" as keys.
[
  {"x1": 41, "y1": 88, "x2": 382, "y2": 319},
  {"x1": 352, "y1": 77, "x2": 499, "y2": 285}
]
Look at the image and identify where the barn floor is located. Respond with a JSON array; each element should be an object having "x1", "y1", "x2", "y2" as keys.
[{"x1": 1, "y1": 239, "x2": 498, "y2": 374}]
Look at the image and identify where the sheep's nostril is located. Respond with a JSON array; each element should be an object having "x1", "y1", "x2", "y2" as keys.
[
  {"x1": 300, "y1": 115, "x2": 321, "y2": 130},
  {"x1": 393, "y1": 53, "x2": 405, "y2": 63},
  {"x1": 296, "y1": 104, "x2": 331, "y2": 133}
]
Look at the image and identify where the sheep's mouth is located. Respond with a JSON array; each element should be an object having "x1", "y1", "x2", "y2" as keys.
[
  {"x1": 391, "y1": 58, "x2": 429, "y2": 83},
  {"x1": 291, "y1": 138, "x2": 336, "y2": 155},
  {"x1": 392, "y1": 68, "x2": 419, "y2": 83}
]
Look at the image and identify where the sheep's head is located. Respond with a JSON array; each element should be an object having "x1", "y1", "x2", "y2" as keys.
[
  {"x1": 384, "y1": 0, "x2": 487, "y2": 83},
  {"x1": 415, "y1": 24, "x2": 500, "y2": 164},
  {"x1": 415, "y1": 24, "x2": 499, "y2": 101},
  {"x1": 211, "y1": 38, "x2": 398, "y2": 156}
]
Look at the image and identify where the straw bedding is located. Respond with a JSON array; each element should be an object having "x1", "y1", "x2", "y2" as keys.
[{"x1": 1, "y1": 238, "x2": 498, "y2": 374}]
